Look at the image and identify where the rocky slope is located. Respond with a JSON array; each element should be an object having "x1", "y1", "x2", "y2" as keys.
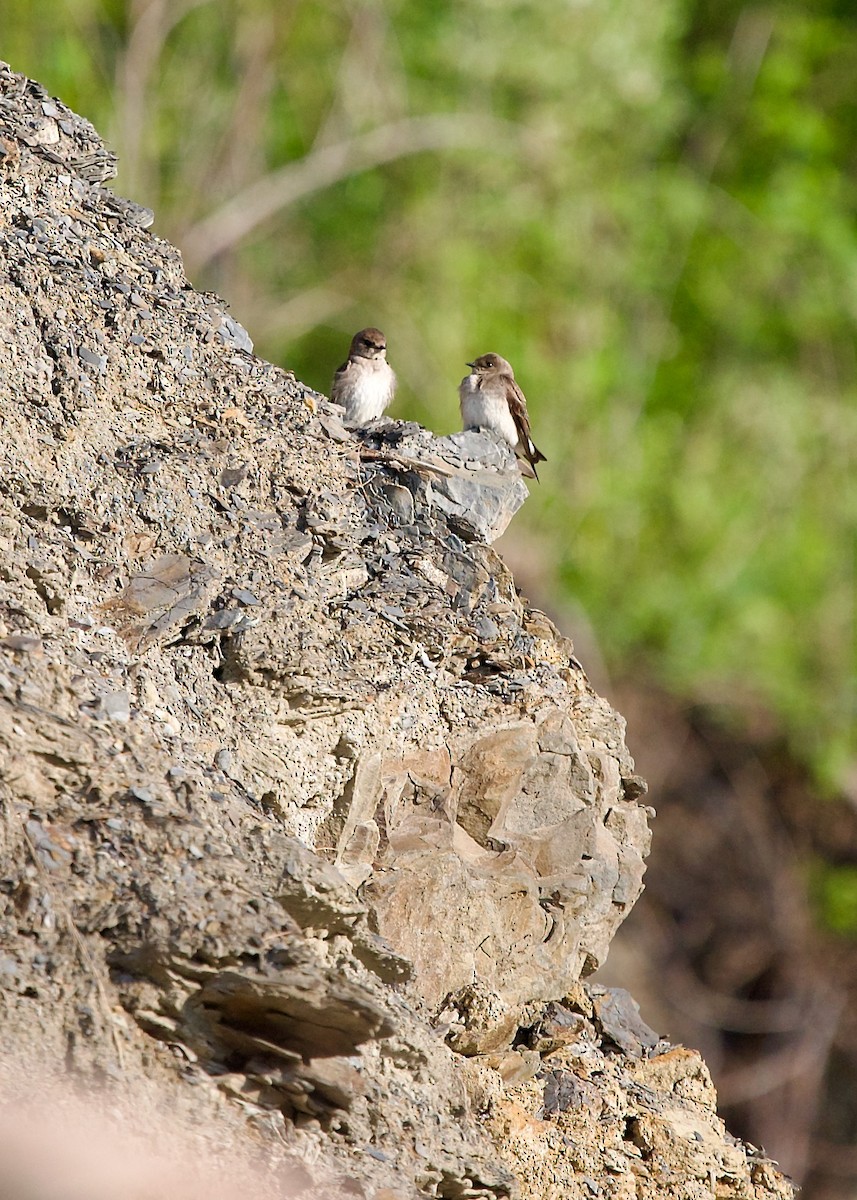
[{"x1": 0, "y1": 63, "x2": 792, "y2": 1200}]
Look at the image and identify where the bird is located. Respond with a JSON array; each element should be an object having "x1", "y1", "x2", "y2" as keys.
[
  {"x1": 331, "y1": 327, "x2": 396, "y2": 423},
  {"x1": 459, "y1": 353, "x2": 546, "y2": 480}
]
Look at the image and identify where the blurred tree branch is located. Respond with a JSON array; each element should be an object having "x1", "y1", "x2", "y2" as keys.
[
  {"x1": 180, "y1": 112, "x2": 521, "y2": 272},
  {"x1": 116, "y1": 0, "x2": 218, "y2": 196}
]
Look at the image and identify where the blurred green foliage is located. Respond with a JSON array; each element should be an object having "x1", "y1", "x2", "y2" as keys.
[
  {"x1": 812, "y1": 860, "x2": 857, "y2": 935},
  {"x1": 5, "y1": 0, "x2": 856, "y2": 789}
]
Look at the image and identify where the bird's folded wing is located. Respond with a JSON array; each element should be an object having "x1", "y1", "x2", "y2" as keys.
[
  {"x1": 331, "y1": 359, "x2": 353, "y2": 399},
  {"x1": 506, "y1": 378, "x2": 535, "y2": 452}
]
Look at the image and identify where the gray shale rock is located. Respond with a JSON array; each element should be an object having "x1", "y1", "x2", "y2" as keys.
[
  {"x1": 349, "y1": 419, "x2": 529, "y2": 543},
  {"x1": 0, "y1": 62, "x2": 791, "y2": 1200}
]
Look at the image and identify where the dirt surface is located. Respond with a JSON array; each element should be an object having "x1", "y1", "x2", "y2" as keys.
[{"x1": 0, "y1": 62, "x2": 793, "y2": 1200}]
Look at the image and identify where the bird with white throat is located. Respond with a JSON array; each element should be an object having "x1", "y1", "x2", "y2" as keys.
[
  {"x1": 459, "y1": 352, "x2": 546, "y2": 480},
  {"x1": 331, "y1": 327, "x2": 396, "y2": 423}
]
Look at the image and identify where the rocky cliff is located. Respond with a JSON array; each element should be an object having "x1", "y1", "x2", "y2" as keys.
[{"x1": 0, "y1": 63, "x2": 793, "y2": 1200}]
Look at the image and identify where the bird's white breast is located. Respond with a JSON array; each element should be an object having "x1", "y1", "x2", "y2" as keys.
[
  {"x1": 459, "y1": 376, "x2": 519, "y2": 447},
  {"x1": 340, "y1": 359, "x2": 395, "y2": 422}
]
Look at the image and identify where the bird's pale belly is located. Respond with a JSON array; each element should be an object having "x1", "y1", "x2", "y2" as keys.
[
  {"x1": 460, "y1": 387, "x2": 519, "y2": 448},
  {"x1": 342, "y1": 370, "x2": 393, "y2": 421}
]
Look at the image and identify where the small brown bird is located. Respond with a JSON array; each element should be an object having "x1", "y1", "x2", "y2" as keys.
[
  {"x1": 331, "y1": 327, "x2": 396, "y2": 423},
  {"x1": 459, "y1": 353, "x2": 546, "y2": 480}
]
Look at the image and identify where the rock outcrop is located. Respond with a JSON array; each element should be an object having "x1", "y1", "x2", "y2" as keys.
[{"x1": 0, "y1": 63, "x2": 792, "y2": 1200}]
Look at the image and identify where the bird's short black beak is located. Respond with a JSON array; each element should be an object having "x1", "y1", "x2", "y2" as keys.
[{"x1": 466, "y1": 361, "x2": 476, "y2": 369}]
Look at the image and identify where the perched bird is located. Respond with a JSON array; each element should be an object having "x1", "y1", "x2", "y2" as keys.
[
  {"x1": 331, "y1": 327, "x2": 396, "y2": 423},
  {"x1": 459, "y1": 353, "x2": 546, "y2": 480}
]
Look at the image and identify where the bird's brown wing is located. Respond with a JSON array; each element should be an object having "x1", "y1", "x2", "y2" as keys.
[
  {"x1": 505, "y1": 376, "x2": 547, "y2": 481},
  {"x1": 330, "y1": 358, "x2": 352, "y2": 403}
]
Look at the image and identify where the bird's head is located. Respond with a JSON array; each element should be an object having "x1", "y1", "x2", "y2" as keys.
[
  {"x1": 350, "y1": 327, "x2": 387, "y2": 359},
  {"x1": 467, "y1": 352, "x2": 513, "y2": 376}
]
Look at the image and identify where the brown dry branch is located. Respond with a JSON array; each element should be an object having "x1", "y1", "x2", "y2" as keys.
[
  {"x1": 116, "y1": 0, "x2": 218, "y2": 196},
  {"x1": 180, "y1": 112, "x2": 522, "y2": 271}
]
